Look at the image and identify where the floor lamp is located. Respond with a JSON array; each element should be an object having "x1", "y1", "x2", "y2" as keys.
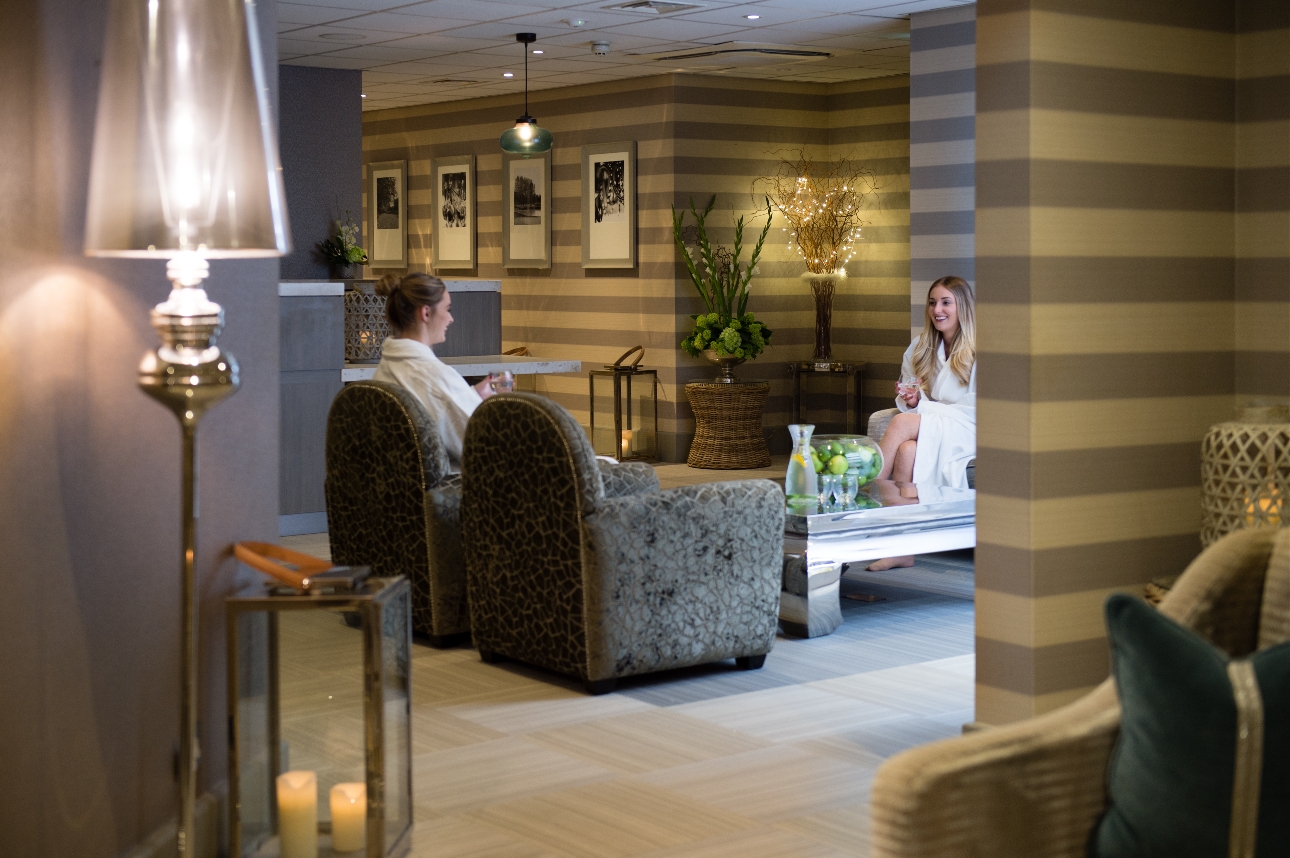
[{"x1": 83, "y1": 1, "x2": 289, "y2": 855}]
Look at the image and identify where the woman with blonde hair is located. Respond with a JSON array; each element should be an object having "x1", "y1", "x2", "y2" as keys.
[
  {"x1": 370, "y1": 272, "x2": 497, "y2": 471},
  {"x1": 867, "y1": 276, "x2": 976, "y2": 569}
]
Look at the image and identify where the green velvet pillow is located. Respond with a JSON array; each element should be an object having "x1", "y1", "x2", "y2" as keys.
[{"x1": 1091, "y1": 594, "x2": 1290, "y2": 858}]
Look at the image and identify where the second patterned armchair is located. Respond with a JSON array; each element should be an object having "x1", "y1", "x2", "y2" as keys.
[{"x1": 461, "y1": 393, "x2": 786, "y2": 694}]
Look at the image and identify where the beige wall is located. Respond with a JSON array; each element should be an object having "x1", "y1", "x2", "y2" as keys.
[
  {"x1": 362, "y1": 72, "x2": 910, "y2": 460},
  {"x1": 973, "y1": 0, "x2": 1290, "y2": 724}
]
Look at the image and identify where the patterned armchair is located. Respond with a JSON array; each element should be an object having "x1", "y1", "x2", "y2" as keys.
[
  {"x1": 870, "y1": 526, "x2": 1290, "y2": 858},
  {"x1": 324, "y1": 381, "x2": 469, "y2": 646},
  {"x1": 461, "y1": 393, "x2": 786, "y2": 694}
]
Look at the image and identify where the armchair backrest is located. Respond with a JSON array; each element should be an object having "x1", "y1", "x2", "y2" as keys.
[
  {"x1": 461, "y1": 393, "x2": 605, "y2": 676},
  {"x1": 325, "y1": 381, "x2": 449, "y2": 582}
]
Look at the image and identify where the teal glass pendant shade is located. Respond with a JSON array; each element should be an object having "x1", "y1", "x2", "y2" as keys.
[
  {"x1": 500, "y1": 115, "x2": 553, "y2": 155},
  {"x1": 500, "y1": 33, "x2": 552, "y2": 155}
]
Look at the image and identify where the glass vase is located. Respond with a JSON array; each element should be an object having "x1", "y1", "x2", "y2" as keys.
[{"x1": 786, "y1": 424, "x2": 818, "y2": 504}]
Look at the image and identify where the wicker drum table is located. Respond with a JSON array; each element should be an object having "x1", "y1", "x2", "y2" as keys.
[{"x1": 686, "y1": 382, "x2": 771, "y2": 469}]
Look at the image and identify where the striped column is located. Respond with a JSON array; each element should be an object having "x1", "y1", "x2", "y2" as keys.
[
  {"x1": 974, "y1": 0, "x2": 1241, "y2": 723},
  {"x1": 909, "y1": 4, "x2": 976, "y2": 335},
  {"x1": 1236, "y1": 3, "x2": 1290, "y2": 402}
]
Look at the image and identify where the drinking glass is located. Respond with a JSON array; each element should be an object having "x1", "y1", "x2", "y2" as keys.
[
  {"x1": 490, "y1": 371, "x2": 515, "y2": 393},
  {"x1": 897, "y1": 375, "x2": 921, "y2": 398},
  {"x1": 840, "y1": 472, "x2": 859, "y2": 504},
  {"x1": 818, "y1": 474, "x2": 841, "y2": 506}
]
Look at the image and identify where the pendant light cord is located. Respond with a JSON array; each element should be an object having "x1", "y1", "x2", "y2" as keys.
[{"x1": 524, "y1": 43, "x2": 530, "y2": 116}]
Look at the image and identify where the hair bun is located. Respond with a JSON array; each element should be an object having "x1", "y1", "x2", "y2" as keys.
[{"x1": 373, "y1": 273, "x2": 402, "y2": 298}]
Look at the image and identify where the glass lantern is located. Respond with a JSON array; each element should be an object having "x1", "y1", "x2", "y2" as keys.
[
  {"x1": 588, "y1": 345, "x2": 658, "y2": 461},
  {"x1": 227, "y1": 577, "x2": 412, "y2": 858}
]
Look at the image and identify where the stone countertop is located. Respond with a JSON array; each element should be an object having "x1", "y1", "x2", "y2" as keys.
[{"x1": 342, "y1": 355, "x2": 582, "y2": 382}]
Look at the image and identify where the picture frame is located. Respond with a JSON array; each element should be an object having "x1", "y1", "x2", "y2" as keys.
[
  {"x1": 581, "y1": 141, "x2": 636, "y2": 269},
  {"x1": 502, "y1": 151, "x2": 552, "y2": 269},
  {"x1": 431, "y1": 154, "x2": 475, "y2": 271},
  {"x1": 368, "y1": 159, "x2": 407, "y2": 269}
]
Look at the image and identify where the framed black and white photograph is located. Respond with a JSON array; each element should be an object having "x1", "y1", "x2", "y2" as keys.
[
  {"x1": 502, "y1": 151, "x2": 551, "y2": 269},
  {"x1": 431, "y1": 154, "x2": 475, "y2": 270},
  {"x1": 368, "y1": 159, "x2": 406, "y2": 268},
  {"x1": 581, "y1": 141, "x2": 636, "y2": 269}
]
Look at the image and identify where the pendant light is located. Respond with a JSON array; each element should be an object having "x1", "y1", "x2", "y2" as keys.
[{"x1": 500, "y1": 33, "x2": 553, "y2": 155}]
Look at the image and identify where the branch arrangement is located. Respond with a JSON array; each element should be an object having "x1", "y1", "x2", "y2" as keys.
[{"x1": 759, "y1": 150, "x2": 879, "y2": 275}]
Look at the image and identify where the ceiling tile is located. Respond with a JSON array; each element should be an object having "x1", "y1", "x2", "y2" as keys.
[
  {"x1": 596, "y1": 18, "x2": 748, "y2": 42},
  {"x1": 278, "y1": 3, "x2": 368, "y2": 26},
  {"x1": 281, "y1": 55, "x2": 374, "y2": 69},
  {"x1": 327, "y1": 11, "x2": 477, "y2": 34}
]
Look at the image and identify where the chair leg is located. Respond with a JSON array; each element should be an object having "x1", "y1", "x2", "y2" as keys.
[
  {"x1": 585, "y1": 678, "x2": 617, "y2": 695},
  {"x1": 478, "y1": 649, "x2": 503, "y2": 664},
  {"x1": 422, "y1": 632, "x2": 470, "y2": 649},
  {"x1": 736, "y1": 654, "x2": 767, "y2": 670}
]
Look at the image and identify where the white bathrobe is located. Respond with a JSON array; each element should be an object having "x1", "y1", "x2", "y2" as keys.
[
  {"x1": 895, "y1": 340, "x2": 976, "y2": 489},
  {"x1": 372, "y1": 337, "x2": 482, "y2": 472}
]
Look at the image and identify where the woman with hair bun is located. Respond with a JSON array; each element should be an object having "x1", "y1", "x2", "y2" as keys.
[
  {"x1": 867, "y1": 275, "x2": 976, "y2": 571},
  {"x1": 370, "y1": 272, "x2": 496, "y2": 471}
]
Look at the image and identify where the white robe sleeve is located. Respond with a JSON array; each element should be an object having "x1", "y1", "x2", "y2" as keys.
[{"x1": 895, "y1": 341, "x2": 918, "y2": 413}]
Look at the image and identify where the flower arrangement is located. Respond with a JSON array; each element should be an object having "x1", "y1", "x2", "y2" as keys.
[
  {"x1": 672, "y1": 196, "x2": 774, "y2": 362},
  {"x1": 317, "y1": 211, "x2": 368, "y2": 268},
  {"x1": 759, "y1": 150, "x2": 879, "y2": 275}
]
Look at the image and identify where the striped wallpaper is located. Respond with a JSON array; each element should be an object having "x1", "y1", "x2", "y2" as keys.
[
  {"x1": 973, "y1": 0, "x2": 1290, "y2": 725},
  {"x1": 909, "y1": 4, "x2": 976, "y2": 335},
  {"x1": 361, "y1": 72, "x2": 910, "y2": 461}
]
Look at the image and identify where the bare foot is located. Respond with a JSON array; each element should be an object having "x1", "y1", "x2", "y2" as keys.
[{"x1": 866, "y1": 555, "x2": 915, "y2": 571}]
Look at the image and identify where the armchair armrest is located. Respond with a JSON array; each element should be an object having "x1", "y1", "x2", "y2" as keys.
[
  {"x1": 580, "y1": 479, "x2": 785, "y2": 680},
  {"x1": 596, "y1": 459, "x2": 660, "y2": 498},
  {"x1": 870, "y1": 681, "x2": 1119, "y2": 858},
  {"x1": 868, "y1": 408, "x2": 899, "y2": 441}
]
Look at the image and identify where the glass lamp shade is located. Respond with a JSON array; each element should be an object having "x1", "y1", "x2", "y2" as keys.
[
  {"x1": 84, "y1": 0, "x2": 290, "y2": 258},
  {"x1": 499, "y1": 116, "x2": 553, "y2": 155}
]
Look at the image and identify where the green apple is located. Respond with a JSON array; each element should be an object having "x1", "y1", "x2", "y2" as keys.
[{"x1": 827, "y1": 454, "x2": 849, "y2": 475}]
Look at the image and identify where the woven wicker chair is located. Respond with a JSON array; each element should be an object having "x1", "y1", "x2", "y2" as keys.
[
  {"x1": 461, "y1": 393, "x2": 785, "y2": 694},
  {"x1": 867, "y1": 408, "x2": 975, "y2": 489},
  {"x1": 870, "y1": 526, "x2": 1290, "y2": 858},
  {"x1": 324, "y1": 381, "x2": 470, "y2": 646}
]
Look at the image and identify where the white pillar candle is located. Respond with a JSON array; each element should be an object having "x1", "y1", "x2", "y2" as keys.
[
  {"x1": 621, "y1": 429, "x2": 633, "y2": 456},
  {"x1": 276, "y1": 770, "x2": 317, "y2": 858},
  {"x1": 329, "y1": 782, "x2": 367, "y2": 853}
]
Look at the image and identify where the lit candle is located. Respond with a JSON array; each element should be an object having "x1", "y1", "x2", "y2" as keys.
[
  {"x1": 329, "y1": 782, "x2": 367, "y2": 853},
  {"x1": 276, "y1": 771, "x2": 317, "y2": 858},
  {"x1": 621, "y1": 430, "x2": 633, "y2": 456}
]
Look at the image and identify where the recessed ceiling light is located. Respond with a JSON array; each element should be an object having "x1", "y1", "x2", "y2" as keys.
[
  {"x1": 360, "y1": 93, "x2": 366, "y2": 97},
  {"x1": 533, "y1": 49, "x2": 543, "y2": 54},
  {"x1": 503, "y1": 72, "x2": 514, "y2": 77},
  {"x1": 745, "y1": 14, "x2": 760, "y2": 19},
  {"x1": 318, "y1": 32, "x2": 365, "y2": 41},
  {"x1": 564, "y1": 18, "x2": 586, "y2": 27}
]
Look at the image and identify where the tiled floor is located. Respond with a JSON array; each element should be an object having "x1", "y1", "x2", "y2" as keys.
[{"x1": 277, "y1": 457, "x2": 974, "y2": 857}]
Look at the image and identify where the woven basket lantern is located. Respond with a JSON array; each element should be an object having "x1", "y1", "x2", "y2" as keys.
[
  {"x1": 1200, "y1": 412, "x2": 1290, "y2": 547},
  {"x1": 344, "y1": 285, "x2": 390, "y2": 362}
]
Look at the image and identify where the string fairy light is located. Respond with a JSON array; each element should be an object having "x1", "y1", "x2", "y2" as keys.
[{"x1": 760, "y1": 151, "x2": 879, "y2": 275}]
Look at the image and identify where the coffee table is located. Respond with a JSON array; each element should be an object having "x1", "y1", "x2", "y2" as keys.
[{"x1": 779, "y1": 480, "x2": 975, "y2": 638}]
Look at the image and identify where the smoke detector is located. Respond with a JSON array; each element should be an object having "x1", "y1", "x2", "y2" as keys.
[
  {"x1": 607, "y1": 1, "x2": 704, "y2": 14},
  {"x1": 592, "y1": 41, "x2": 610, "y2": 56}
]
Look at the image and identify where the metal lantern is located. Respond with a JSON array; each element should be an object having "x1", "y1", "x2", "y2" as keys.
[
  {"x1": 589, "y1": 345, "x2": 658, "y2": 461},
  {"x1": 227, "y1": 577, "x2": 413, "y2": 858}
]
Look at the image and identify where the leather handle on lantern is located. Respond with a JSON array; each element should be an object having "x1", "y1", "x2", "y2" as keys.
[
  {"x1": 504, "y1": 346, "x2": 530, "y2": 356},
  {"x1": 234, "y1": 541, "x2": 334, "y2": 590},
  {"x1": 614, "y1": 345, "x2": 644, "y2": 368}
]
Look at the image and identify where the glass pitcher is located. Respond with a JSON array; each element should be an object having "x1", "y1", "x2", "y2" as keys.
[{"x1": 786, "y1": 424, "x2": 818, "y2": 503}]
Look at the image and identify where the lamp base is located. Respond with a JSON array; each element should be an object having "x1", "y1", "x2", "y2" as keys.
[{"x1": 138, "y1": 256, "x2": 240, "y2": 858}]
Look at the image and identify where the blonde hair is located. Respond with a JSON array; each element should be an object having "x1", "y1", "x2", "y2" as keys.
[{"x1": 911, "y1": 276, "x2": 976, "y2": 389}]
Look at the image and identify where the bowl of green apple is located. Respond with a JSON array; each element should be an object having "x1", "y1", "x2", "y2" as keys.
[{"x1": 809, "y1": 435, "x2": 884, "y2": 487}]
